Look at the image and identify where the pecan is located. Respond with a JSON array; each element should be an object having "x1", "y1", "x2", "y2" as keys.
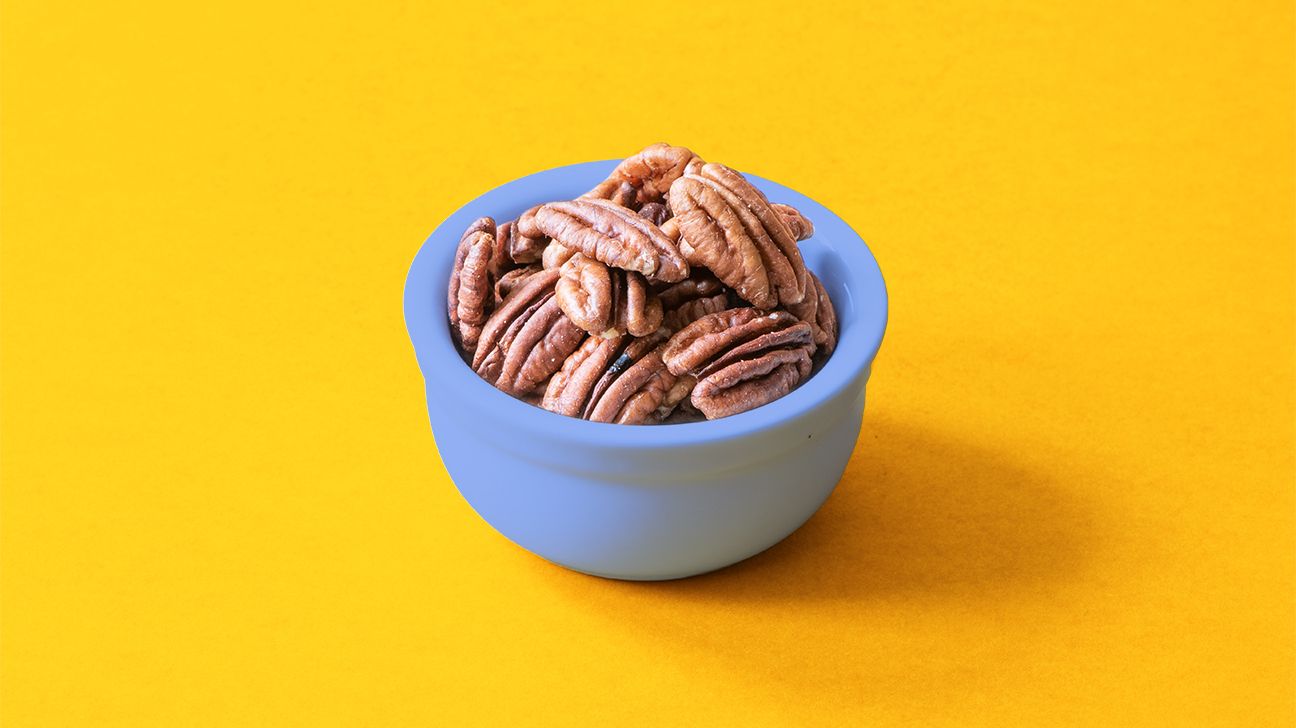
[
  {"x1": 656, "y1": 271, "x2": 730, "y2": 332},
  {"x1": 662, "y1": 308, "x2": 816, "y2": 419},
  {"x1": 771, "y1": 203, "x2": 815, "y2": 241},
  {"x1": 668, "y1": 162, "x2": 809, "y2": 308},
  {"x1": 541, "y1": 240, "x2": 576, "y2": 269},
  {"x1": 663, "y1": 294, "x2": 730, "y2": 332},
  {"x1": 556, "y1": 252, "x2": 663, "y2": 338},
  {"x1": 784, "y1": 271, "x2": 838, "y2": 356},
  {"x1": 448, "y1": 217, "x2": 497, "y2": 355},
  {"x1": 506, "y1": 205, "x2": 549, "y2": 264},
  {"x1": 655, "y1": 270, "x2": 724, "y2": 309},
  {"x1": 638, "y1": 202, "x2": 672, "y2": 227},
  {"x1": 534, "y1": 197, "x2": 688, "y2": 283},
  {"x1": 585, "y1": 143, "x2": 702, "y2": 209},
  {"x1": 494, "y1": 263, "x2": 543, "y2": 305},
  {"x1": 490, "y1": 221, "x2": 518, "y2": 277},
  {"x1": 472, "y1": 268, "x2": 587, "y2": 397},
  {"x1": 542, "y1": 333, "x2": 682, "y2": 424}
]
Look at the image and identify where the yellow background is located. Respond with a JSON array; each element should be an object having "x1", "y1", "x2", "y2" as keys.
[{"x1": 2, "y1": 0, "x2": 1293, "y2": 725}]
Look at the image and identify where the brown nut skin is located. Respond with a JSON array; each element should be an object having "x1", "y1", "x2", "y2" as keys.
[
  {"x1": 663, "y1": 294, "x2": 730, "y2": 333},
  {"x1": 655, "y1": 271, "x2": 730, "y2": 332},
  {"x1": 655, "y1": 270, "x2": 724, "y2": 309},
  {"x1": 691, "y1": 346, "x2": 812, "y2": 420},
  {"x1": 494, "y1": 263, "x2": 543, "y2": 306},
  {"x1": 784, "y1": 270, "x2": 838, "y2": 357},
  {"x1": 541, "y1": 240, "x2": 576, "y2": 269},
  {"x1": 448, "y1": 217, "x2": 498, "y2": 355},
  {"x1": 661, "y1": 308, "x2": 816, "y2": 419},
  {"x1": 770, "y1": 203, "x2": 815, "y2": 241},
  {"x1": 638, "y1": 202, "x2": 672, "y2": 227},
  {"x1": 507, "y1": 205, "x2": 549, "y2": 264},
  {"x1": 472, "y1": 268, "x2": 587, "y2": 397},
  {"x1": 585, "y1": 143, "x2": 702, "y2": 209},
  {"x1": 542, "y1": 333, "x2": 681, "y2": 424},
  {"x1": 668, "y1": 163, "x2": 809, "y2": 309},
  {"x1": 534, "y1": 197, "x2": 688, "y2": 283},
  {"x1": 556, "y1": 253, "x2": 664, "y2": 338}
]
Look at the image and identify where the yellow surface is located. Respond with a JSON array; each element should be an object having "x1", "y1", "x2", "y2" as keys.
[{"x1": 2, "y1": 0, "x2": 1293, "y2": 725}]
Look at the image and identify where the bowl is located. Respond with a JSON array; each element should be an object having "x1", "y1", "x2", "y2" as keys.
[{"x1": 403, "y1": 160, "x2": 888, "y2": 580}]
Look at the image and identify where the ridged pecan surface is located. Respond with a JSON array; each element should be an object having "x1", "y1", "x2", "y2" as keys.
[
  {"x1": 534, "y1": 198, "x2": 688, "y2": 283},
  {"x1": 662, "y1": 308, "x2": 815, "y2": 419},
  {"x1": 585, "y1": 143, "x2": 701, "y2": 209},
  {"x1": 668, "y1": 163, "x2": 809, "y2": 308},
  {"x1": 556, "y1": 253, "x2": 663, "y2": 338},
  {"x1": 472, "y1": 268, "x2": 587, "y2": 397}
]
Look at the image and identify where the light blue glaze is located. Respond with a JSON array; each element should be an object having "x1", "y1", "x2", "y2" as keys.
[{"x1": 403, "y1": 161, "x2": 888, "y2": 580}]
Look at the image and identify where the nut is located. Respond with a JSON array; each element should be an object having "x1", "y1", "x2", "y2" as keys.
[
  {"x1": 506, "y1": 205, "x2": 549, "y2": 263},
  {"x1": 448, "y1": 217, "x2": 498, "y2": 355},
  {"x1": 668, "y1": 162, "x2": 809, "y2": 308},
  {"x1": 585, "y1": 143, "x2": 702, "y2": 209},
  {"x1": 662, "y1": 308, "x2": 815, "y2": 419},
  {"x1": 542, "y1": 240, "x2": 576, "y2": 269},
  {"x1": 663, "y1": 294, "x2": 730, "y2": 332},
  {"x1": 472, "y1": 268, "x2": 587, "y2": 396},
  {"x1": 656, "y1": 271, "x2": 730, "y2": 331},
  {"x1": 442, "y1": 143, "x2": 844, "y2": 424},
  {"x1": 784, "y1": 270, "x2": 838, "y2": 357},
  {"x1": 638, "y1": 202, "x2": 672, "y2": 227},
  {"x1": 771, "y1": 202, "x2": 815, "y2": 241},
  {"x1": 494, "y1": 263, "x2": 543, "y2": 305},
  {"x1": 556, "y1": 252, "x2": 663, "y2": 338},
  {"x1": 542, "y1": 332, "x2": 684, "y2": 424},
  {"x1": 534, "y1": 197, "x2": 688, "y2": 283}
]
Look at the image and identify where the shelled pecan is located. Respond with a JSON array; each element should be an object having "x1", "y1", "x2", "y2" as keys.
[
  {"x1": 534, "y1": 198, "x2": 688, "y2": 283},
  {"x1": 556, "y1": 253, "x2": 663, "y2": 338},
  {"x1": 656, "y1": 271, "x2": 730, "y2": 332},
  {"x1": 449, "y1": 217, "x2": 498, "y2": 355},
  {"x1": 668, "y1": 163, "x2": 809, "y2": 309},
  {"x1": 444, "y1": 142, "x2": 843, "y2": 423},
  {"x1": 472, "y1": 268, "x2": 587, "y2": 397},
  {"x1": 662, "y1": 308, "x2": 816, "y2": 419},
  {"x1": 507, "y1": 205, "x2": 549, "y2": 263},
  {"x1": 585, "y1": 143, "x2": 701, "y2": 209},
  {"x1": 638, "y1": 202, "x2": 671, "y2": 227},
  {"x1": 494, "y1": 263, "x2": 543, "y2": 305},
  {"x1": 784, "y1": 271, "x2": 838, "y2": 357},
  {"x1": 771, "y1": 203, "x2": 815, "y2": 241},
  {"x1": 542, "y1": 240, "x2": 576, "y2": 269},
  {"x1": 542, "y1": 333, "x2": 687, "y2": 424}
]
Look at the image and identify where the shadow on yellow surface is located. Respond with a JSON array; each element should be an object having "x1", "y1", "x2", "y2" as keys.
[{"x1": 547, "y1": 414, "x2": 1098, "y2": 604}]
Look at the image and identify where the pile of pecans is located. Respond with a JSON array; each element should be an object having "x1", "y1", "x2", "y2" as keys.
[{"x1": 447, "y1": 143, "x2": 838, "y2": 424}]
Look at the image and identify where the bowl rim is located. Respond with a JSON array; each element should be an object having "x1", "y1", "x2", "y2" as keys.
[{"x1": 403, "y1": 159, "x2": 888, "y2": 451}]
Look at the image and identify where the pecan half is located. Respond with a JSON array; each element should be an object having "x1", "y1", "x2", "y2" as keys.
[
  {"x1": 507, "y1": 205, "x2": 549, "y2": 264},
  {"x1": 663, "y1": 294, "x2": 730, "y2": 332},
  {"x1": 662, "y1": 308, "x2": 816, "y2": 419},
  {"x1": 784, "y1": 271, "x2": 838, "y2": 356},
  {"x1": 494, "y1": 263, "x2": 543, "y2": 305},
  {"x1": 638, "y1": 202, "x2": 672, "y2": 227},
  {"x1": 556, "y1": 252, "x2": 663, "y2": 338},
  {"x1": 656, "y1": 271, "x2": 730, "y2": 332},
  {"x1": 668, "y1": 162, "x2": 809, "y2": 308},
  {"x1": 771, "y1": 203, "x2": 815, "y2": 241},
  {"x1": 585, "y1": 143, "x2": 702, "y2": 209},
  {"x1": 448, "y1": 217, "x2": 497, "y2": 355},
  {"x1": 541, "y1": 240, "x2": 576, "y2": 269},
  {"x1": 542, "y1": 333, "x2": 682, "y2": 424},
  {"x1": 472, "y1": 268, "x2": 587, "y2": 397},
  {"x1": 534, "y1": 197, "x2": 688, "y2": 283}
]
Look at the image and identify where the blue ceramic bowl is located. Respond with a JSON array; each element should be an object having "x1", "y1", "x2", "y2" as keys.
[{"x1": 404, "y1": 161, "x2": 888, "y2": 580}]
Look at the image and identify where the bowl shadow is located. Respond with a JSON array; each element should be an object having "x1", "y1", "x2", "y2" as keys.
[{"x1": 543, "y1": 413, "x2": 1098, "y2": 605}]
